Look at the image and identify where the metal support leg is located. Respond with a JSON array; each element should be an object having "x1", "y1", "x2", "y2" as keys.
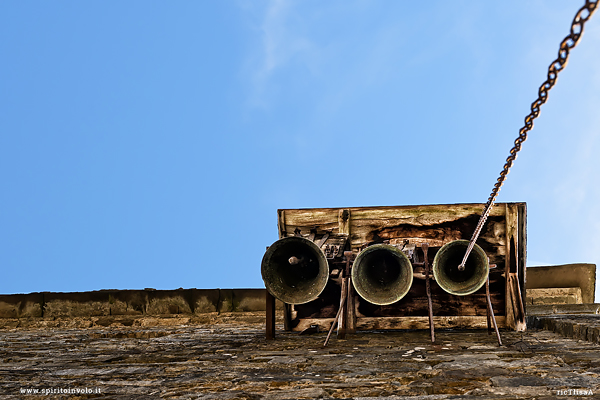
[
  {"x1": 485, "y1": 276, "x2": 502, "y2": 346},
  {"x1": 338, "y1": 277, "x2": 348, "y2": 339},
  {"x1": 422, "y1": 243, "x2": 435, "y2": 343},
  {"x1": 324, "y1": 286, "x2": 347, "y2": 347},
  {"x1": 486, "y1": 303, "x2": 493, "y2": 336}
]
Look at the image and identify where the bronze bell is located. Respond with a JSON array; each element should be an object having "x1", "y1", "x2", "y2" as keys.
[
  {"x1": 351, "y1": 244, "x2": 413, "y2": 305},
  {"x1": 432, "y1": 240, "x2": 489, "y2": 296},
  {"x1": 261, "y1": 236, "x2": 329, "y2": 305}
]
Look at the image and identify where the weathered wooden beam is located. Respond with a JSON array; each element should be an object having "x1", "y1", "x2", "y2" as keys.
[
  {"x1": 293, "y1": 316, "x2": 508, "y2": 332},
  {"x1": 338, "y1": 209, "x2": 351, "y2": 236},
  {"x1": 505, "y1": 204, "x2": 516, "y2": 330},
  {"x1": 357, "y1": 316, "x2": 507, "y2": 331}
]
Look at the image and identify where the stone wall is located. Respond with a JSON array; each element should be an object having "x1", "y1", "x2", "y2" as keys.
[
  {"x1": 0, "y1": 288, "x2": 281, "y2": 319},
  {"x1": 2, "y1": 314, "x2": 600, "y2": 399},
  {"x1": 526, "y1": 263, "x2": 596, "y2": 304}
]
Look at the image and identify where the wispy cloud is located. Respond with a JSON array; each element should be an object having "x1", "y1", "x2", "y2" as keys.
[{"x1": 248, "y1": 0, "x2": 313, "y2": 108}]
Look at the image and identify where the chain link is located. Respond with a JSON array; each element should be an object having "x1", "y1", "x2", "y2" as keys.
[{"x1": 458, "y1": 0, "x2": 598, "y2": 271}]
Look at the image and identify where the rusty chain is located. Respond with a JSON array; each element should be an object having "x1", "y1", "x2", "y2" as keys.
[{"x1": 458, "y1": 0, "x2": 598, "y2": 271}]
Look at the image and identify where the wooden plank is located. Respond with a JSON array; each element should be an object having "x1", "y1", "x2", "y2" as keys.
[
  {"x1": 286, "y1": 204, "x2": 511, "y2": 220},
  {"x1": 280, "y1": 209, "x2": 339, "y2": 231},
  {"x1": 508, "y1": 273, "x2": 527, "y2": 331},
  {"x1": 504, "y1": 204, "x2": 513, "y2": 329},
  {"x1": 291, "y1": 316, "x2": 507, "y2": 332},
  {"x1": 280, "y1": 204, "x2": 509, "y2": 262},
  {"x1": 281, "y1": 203, "x2": 506, "y2": 229},
  {"x1": 518, "y1": 203, "x2": 527, "y2": 314},
  {"x1": 294, "y1": 285, "x2": 506, "y2": 319},
  {"x1": 338, "y1": 209, "x2": 351, "y2": 235},
  {"x1": 506, "y1": 204, "x2": 519, "y2": 275},
  {"x1": 348, "y1": 203, "x2": 506, "y2": 221},
  {"x1": 277, "y1": 210, "x2": 287, "y2": 238},
  {"x1": 357, "y1": 316, "x2": 507, "y2": 330},
  {"x1": 504, "y1": 204, "x2": 518, "y2": 330},
  {"x1": 352, "y1": 275, "x2": 505, "y2": 318},
  {"x1": 293, "y1": 257, "x2": 506, "y2": 322}
]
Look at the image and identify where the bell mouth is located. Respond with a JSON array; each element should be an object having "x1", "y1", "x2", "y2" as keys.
[
  {"x1": 433, "y1": 240, "x2": 489, "y2": 296},
  {"x1": 351, "y1": 244, "x2": 413, "y2": 306},
  {"x1": 261, "y1": 236, "x2": 329, "y2": 305}
]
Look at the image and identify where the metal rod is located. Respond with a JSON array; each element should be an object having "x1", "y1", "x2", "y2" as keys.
[
  {"x1": 486, "y1": 263, "x2": 497, "y2": 335},
  {"x1": 344, "y1": 251, "x2": 356, "y2": 334},
  {"x1": 422, "y1": 243, "x2": 435, "y2": 343},
  {"x1": 323, "y1": 288, "x2": 347, "y2": 347},
  {"x1": 338, "y1": 277, "x2": 348, "y2": 339},
  {"x1": 485, "y1": 276, "x2": 502, "y2": 346},
  {"x1": 486, "y1": 302, "x2": 492, "y2": 336},
  {"x1": 316, "y1": 232, "x2": 330, "y2": 248},
  {"x1": 346, "y1": 277, "x2": 356, "y2": 333}
]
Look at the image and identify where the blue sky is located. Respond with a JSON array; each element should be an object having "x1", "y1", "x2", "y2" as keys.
[{"x1": 1, "y1": 1, "x2": 599, "y2": 300}]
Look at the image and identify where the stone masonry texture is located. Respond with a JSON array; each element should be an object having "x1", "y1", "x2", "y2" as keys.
[{"x1": 2, "y1": 313, "x2": 600, "y2": 399}]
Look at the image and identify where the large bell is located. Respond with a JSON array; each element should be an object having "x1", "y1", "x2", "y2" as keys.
[
  {"x1": 351, "y1": 244, "x2": 414, "y2": 305},
  {"x1": 432, "y1": 240, "x2": 489, "y2": 296},
  {"x1": 261, "y1": 236, "x2": 329, "y2": 305}
]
